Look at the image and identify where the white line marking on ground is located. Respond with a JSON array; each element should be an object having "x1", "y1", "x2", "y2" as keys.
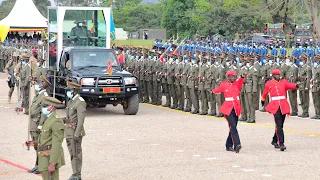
[
  {"x1": 232, "y1": 165, "x2": 240, "y2": 168},
  {"x1": 149, "y1": 144, "x2": 160, "y2": 146},
  {"x1": 127, "y1": 139, "x2": 135, "y2": 141},
  {"x1": 193, "y1": 155, "x2": 201, "y2": 157},
  {"x1": 175, "y1": 150, "x2": 184, "y2": 152},
  {"x1": 262, "y1": 174, "x2": 272, "y2": 177},
  {"x1": 106, "y1": 134, "x2": 113, "y2": 136},
  {"x1": 205, "y1": 157, "x2": 217, "y2": 160},
  {"x1": 243, "y1": 169, "x2": 255, "y2": 172},
  {"x1": 4, "y1": 107, "x2": 9, "y2": 109}
]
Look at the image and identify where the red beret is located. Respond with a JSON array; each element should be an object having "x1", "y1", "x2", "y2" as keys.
[
  {"x1": 32, "y1": 49, "x2": 38, "y2": 53},
  {"x1": 271, "y1": 69, "x2": 281, "y2": 75},
  {"x1": 226, "y1": 70, "x2": 236, "y2": 76}
]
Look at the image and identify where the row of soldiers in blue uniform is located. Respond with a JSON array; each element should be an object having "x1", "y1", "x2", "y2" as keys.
[{"x1": 124, "y1": 40, "x2": 320, "y2": 120}]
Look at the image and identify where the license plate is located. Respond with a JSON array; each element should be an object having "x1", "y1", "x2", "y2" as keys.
[{"x1": 103, "y1": 87, "x2": 121, "y2": 93}]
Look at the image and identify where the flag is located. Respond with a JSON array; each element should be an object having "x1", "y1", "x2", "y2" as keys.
[
  {"x1": 110, "y1": 10, "x2": 116, "y2": 41},
  {"x1": 107, "y1": 60, "x2": 113, "y2": 75}
]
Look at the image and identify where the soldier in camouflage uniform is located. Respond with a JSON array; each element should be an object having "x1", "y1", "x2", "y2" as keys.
[
  {"x1": 297, "y1": 54, "x2": 312, "y2": 118},
  {"x1": 4, "y1": 52, "x2": 16, "y2": 103},
  {"x1": 311, "y1": 56, "x2": 320, "y2": 119},
  {"x1": 64, "y1": 81, "x2": 87, "y2": 180},
  {"x1": 27, "y1": 75, "x2": 51, "y2": 174}
]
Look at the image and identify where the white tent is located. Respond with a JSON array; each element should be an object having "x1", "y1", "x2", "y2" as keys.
[{"x1": 0, "y1": 0, "x2": 48, "y2": 29}]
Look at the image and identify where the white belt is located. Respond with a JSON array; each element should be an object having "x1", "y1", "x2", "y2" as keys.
[
  {"x1": 271, "y1": 96, "x2": 286, "y2": 101},
  {"x1": 225, "y1": 96, "x2": 239, "y2": 101}
]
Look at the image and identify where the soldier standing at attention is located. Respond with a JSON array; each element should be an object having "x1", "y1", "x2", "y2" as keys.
[
  {"x1": 168, "y1": 55, "x2": 177, "y2": 109},
  {"x1": 28, "y1": 75, "x2": 51, "y2": 174},
  {"x1": 212, "y1": 70, "x2": 245, "y2": 153},
  {"x1": 175, "y1": 55, "x2": 184, "y2": 110},
  {"x1": 199, "y1": 56, "x2": 209, "y2": 115},
  {"x1": 244, "y1": 57, "x2": 258, "y2": 123},
  {"x1": 38, "y1": 96, "x2": 65, "y2": 180},
  {"x1": 311, "y1": 56, "x2": 320, "y2": 119},
  {"x1": 20, "y1": 54, "x2": 31, "y2": 114},
  {"x1": 261, "y1": 69, "x2": 299, "y2": 151},
  {"x1": 182, "y1": 55, "x2": 192, "y2": 112},
  {"x1": 188, "y1": 57, "x2": 199, "y2": 114},
  {"x1": 152, "y1": 53, "x2": 162, "y2": 106},
  {"x1": 161, "y1": 54, "x2": 171, "y2": 107},
  {"x1": 64, "y1": 82, "x2": 87, "y2": 180},
  {"x1": 297, "y1": 54, "x2": 312, "y2": 118},
  {"x1": 286, "y1": 57, "x2": 299, "y2": 116}
]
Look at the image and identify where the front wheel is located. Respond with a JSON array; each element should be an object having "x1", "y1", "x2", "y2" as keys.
[{"x1": 123, "y1": 94, "x2": 139, "y2": 115}]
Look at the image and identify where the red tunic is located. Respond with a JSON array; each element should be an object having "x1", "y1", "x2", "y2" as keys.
[
  {"x1": 212, "y1": 78, "x2": 244, "y2": 116},
  {"x1": 261, "y1": 79, "x2": 296, "y2": 115},
  {"x1": 118, "y1": 54, "x2": 124, "y2": 63}
]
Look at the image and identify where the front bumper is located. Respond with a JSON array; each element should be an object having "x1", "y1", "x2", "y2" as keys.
[{"x1": 79, "y1": 85, "x2": 139, "y2": 100}]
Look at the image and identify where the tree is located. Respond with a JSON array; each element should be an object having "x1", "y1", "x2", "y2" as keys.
[{"x1": 303, "y1": 0, "x2": 320, "y2": 40}]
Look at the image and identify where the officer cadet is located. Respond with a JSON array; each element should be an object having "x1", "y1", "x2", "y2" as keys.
[
  {"x1": 167, "y1": 54, "x2": 178, "y2": 109},
  {"x1": 182, "y1": 54, "x2": 192, "y2": 112},
  {"x1": 311, "y1": 56, "x2": 320, "y2": 119},
  {"x1": 138, "y1": 50, "x2": 147, "y2": 102},
  {"x1": 142, "y1": 50, "x2": 150, "y2": 103},
  {"x1": 188, "y1": 56, "x2": 199, "y2": 114},
  {"x1": 174, "y1": 54, "x2": 184, "y2": 110},
  {"x1": 64, "y1": 82, "x2": 87, "y2": 180},
  {"x1": 261, "y1": 69, "x2": 299, "y2": 151},
  {"x1": 20, "y1": 53, "x2": 31, "y2": 114},
  {"x1": 198, "y1": 55, "x2": 209, "y2": 115},
  {"x1": 145, "y1": 50, "x2": 153, "y2": 104},
  {"x1": 244, "y1": 57, "x2": 258, "y2": 123},
  {"x1": 152, "y1": 52, "x2": 162, "y2": 106},
  {"x1": 286, "y1": 57, "x2": 299, "y2": 116},
  {"x1": 28, "y1": 75, "x2": 51, "y2": 174},
  {"x1": 38, "y1": 96, "x2": 65, "y2": 180},
  {"x1": 212, "y1": 70, "x2": 246, "y2": 153},
  {"x1": 162, "y1": 54, "x2": 171, "y2": 107},
  {"x1": 297, "y1": 54, "x2": 312, "y2": 118}
]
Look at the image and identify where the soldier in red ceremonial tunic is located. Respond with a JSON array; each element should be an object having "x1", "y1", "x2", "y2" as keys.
[
  {"x1": 261, "y1": 69, "x2": 299, "y2": 151},
  {"x1": 212, "y1": 70, "x2": 245, "y2": 153}
]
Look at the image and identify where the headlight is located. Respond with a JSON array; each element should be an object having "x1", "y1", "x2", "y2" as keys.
[
  {"x1": 81, "y1": 78, "x2": 95, "y2": 86},
  {"x1": 124, "y1": 77, "x2": 137, "y2": 85},
  {"x1": 297, "y1": 39, "x2": 301, "y2": 41}
]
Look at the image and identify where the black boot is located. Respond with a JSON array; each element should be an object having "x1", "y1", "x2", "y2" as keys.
[
  {"x1": 280, "y1": 145, "x2": 286, "y2": 151},
  {"x1": 271, "y1": 141, "x2": 280, "y2": 149},
  {"x1": 184, "y1": 108, "x2": 191, "y2": 112},
  {"x1": 226, "y1": 147, "x2": 234, "y2": 152},
  {"x1": 247, "y1": 119, "x2": 256, "y2": 123},
  {"x1": 239, "y1": 117, "x2": 247, "y2": 122},
  {"x1": 234, "y1": 144, "x2": 242, "y2": 153}
]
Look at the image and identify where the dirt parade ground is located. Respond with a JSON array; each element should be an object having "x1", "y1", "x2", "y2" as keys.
[{"x1": 0, "y1": 72, "x2": 319, "y2": 180}]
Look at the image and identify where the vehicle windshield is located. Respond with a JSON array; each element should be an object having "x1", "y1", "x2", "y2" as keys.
[
  {"x1": 71, "y1": 51, "x2": 118, "y2": 69},
  {"x1": 294, "y1": 30, "x2": 311, "y2": 36}
]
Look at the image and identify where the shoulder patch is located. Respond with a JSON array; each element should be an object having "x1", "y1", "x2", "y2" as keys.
[{"x1": 79, "y1": 97, "x2": 85, "y2": 101}]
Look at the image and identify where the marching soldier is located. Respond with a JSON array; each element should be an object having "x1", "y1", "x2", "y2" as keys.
[
  {"x1": 38, "y1": 96, "x2": 65, "y2": 180},
  {"x1": 64, "y1": 82, "x2": 87, "y2": 180},
  {"x1": 311, "y1": 57, "x2": 320, "y2": 119},
  {"x1": 297, "y1": 54, "x2": 312, "y2": 118},
  {"x1": 28, "y1": 75, "x2": 51, "y2": 174}
]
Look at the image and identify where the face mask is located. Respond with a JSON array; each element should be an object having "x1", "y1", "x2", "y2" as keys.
[
  {"x1": 34, "y1": 85, "x2": 41, "y2": 92},
  {"x1": 115, "y1": 51, "x2": 119, "y2": 54},
  {"x1": 269, "y1": 60, "x2": 273, "y2": 65},
  {"x1": 22, "y1": 61, "x2": 26, "y2": 65},
  {"x1": 238, "y1": 62, "x2": 242, "y2": 67},
  {"x1": 67, "y1": 91, "x2": 74, "y2": 99},
  {"x1": 215, "y1": 61, "x2": 219, "y2": 65},
  {"x1": 279, "y1": 46, "x2": 282, "y2": 48},
  {"x1": 246, "y1": 63, "x2": 251, "y2": 68},
  {"x1": 153, "y1": 57, "x2": 157, "y2": 61},
  {"x1": 37, "y1": 62, "x2": 40, "y2": 67},
  {"x1": 263, "y1": 59, "x2": 267, "y2": 64},
  {"x1": 207, "y1": 62, "x2": 211, "y2": 65},
  {"x1": 314, "y1": 62, "x2": 319, "y2": 67},
  {"x1": 169, "y1": 58, "x2": 174, "y2": 62},
  {"x1": 199, "y1": 62, "x2": 203, "y2": 66},
  {"x1": 78, "y1": 23, "x2": 83, "y2": 26},
  {"x1": 135, "y1": 56, "x2": 139, "y2": 59},
  {"x1": 299, "y1": 61, "x2": 304, "y2": 66},
  {"x1": 176, "y1": 59, "x2": 179, "y2": 64},
  {"x1": 279, "y1": 61, "x2": 283, "y2": 65},
  {"x1": 226, "y1": 62, "x2": 231, "y2": 67},
  {"x1": 289, "y1": 62, "x2": 293, "y2": 66},
  {"x1": 41, "y1": 107, "x2": 50, "y2": 115},
  {"x1": 236, "y1": 57, "x2": 240, "y2": 63},
  {"x1": 192, "y1": 60, "x2": 196, "y2": 64}
]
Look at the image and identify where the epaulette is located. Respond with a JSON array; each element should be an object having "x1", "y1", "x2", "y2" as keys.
[
  {"x1": 55, "y1": 115, "x2": 60, "y2": 118},
  {"x1": 79, "y1": 97, "x2": 85, "y2": 101}
]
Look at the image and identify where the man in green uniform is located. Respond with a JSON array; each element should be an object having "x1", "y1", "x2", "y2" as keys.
[
  {"x1": 20, "y1": 54, "x2": 31, "y2": 114},
  {"x1": 239, "y1": 57, "x2": 248, "y2": 121},
  {"x1": 188, "y1": 57, "x2": 199, "y2": 114},
  {"x1": 152, "y1": 53, "x2": 162, "y2": 105},
  {"x1": 145, "y1": 52, "x2": 153, "y2": 104},
  {"x1": 64, "y1": 81, "x2": 87, "y2": 180},
  {"x1": 142, "y1": 53, "x2": 149, "y2": 103},
  {"x1": 244, "y1": 58, "x2": 258, "y2": 123},
  {"x1": 38, "y1": 96, "x2": 65, "y2": 180},
  {"x1": 28, "y1": 75, "x2": 51, "y2": 174},
  {"x1": 199, "y1": 56, "x2": 209, "y2": 115},
  {"x1": 167, "y1": 55, "x2": 177, "y2": 109},
  {"x1": 162, "y1": 55, "x2": 171, "y2": 107},
  {"x1": 311, "y1": 57, "x2": 320, "y2": 119},
  {"x1": 298, "y1": 54, "x2": 312, "y2": 118},
  {"x1": 214, "y1": 57, "x2": 226, "y2": 117},
  {"x1": 175, "y1": 55, "x2": 184, "y2": 110},
  {"x1": 207, "y1": 57, "x2": 217, "y2": 116},
  {"x1": 260, "y1": 55, "x2": 273, "y2": 112},
  {"x1": 252, "y1": 55, "x2": 261, "y2": 110},
  {"x1": 182, "y1": 55, "x2": 191, "y2": 112},
  {"x1": 4, "y1": 54, "x2": 16, "y2": 103},
  {"x1": 286, "y1": 58, "x2": 299, "y2": 116}
]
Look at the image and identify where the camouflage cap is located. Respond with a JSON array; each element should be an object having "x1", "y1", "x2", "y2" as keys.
[{"x1": 40, "y1": 96, "x2": 63, "y2": 107}]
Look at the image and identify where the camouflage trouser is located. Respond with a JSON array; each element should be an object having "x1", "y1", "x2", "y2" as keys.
[
  {"x1": 66, "y1": 137, "x2": 83, "y2": 177},
  {"x1": 41, "y1": 169, "x2": 59, "y2": 180},
  {"x1": 8, "y1": 87, "x2": 14, "y2": 97}
]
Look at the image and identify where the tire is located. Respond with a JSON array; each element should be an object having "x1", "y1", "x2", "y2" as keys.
[{"x1": 123, "y1": 94, "x2": 139, "y2": 115}]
